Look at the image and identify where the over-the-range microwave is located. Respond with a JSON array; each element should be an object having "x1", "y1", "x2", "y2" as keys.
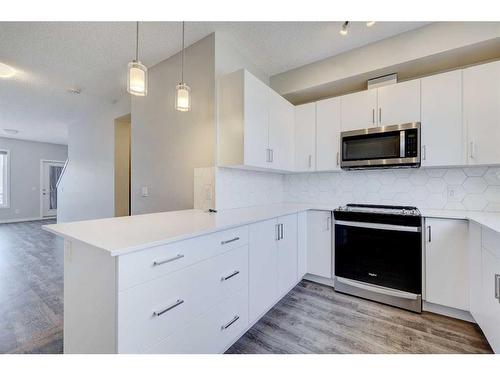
[{"x1": 340, "y1": 122, "x2": 421, "y2": 170}]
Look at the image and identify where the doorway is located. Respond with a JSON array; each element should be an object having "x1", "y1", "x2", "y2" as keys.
[
  {"x1": 114, "y1": 114, "x2": 131, "y2": 217},
  {"x1": 40, "y1": 160, "x2": 65, "y2": 218}
]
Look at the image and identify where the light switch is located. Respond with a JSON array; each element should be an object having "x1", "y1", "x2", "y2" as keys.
[{"x1": 141, "y1": 186, "x2": 149, "y2": 197}]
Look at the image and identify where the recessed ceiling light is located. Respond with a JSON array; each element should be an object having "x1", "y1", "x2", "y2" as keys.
[
  {"x1": 68, "y1": 88, "x2": 82, "y2": 95},
  {"x1": 0, "y1": 62, "x2": 16, "y2": 78},
  {"x1": 340, "y1": 21, "x2": 349, "y2": 36},
  {"x1": 3, "y1": 129, "x2": 19, "y2": 135},
  {"x1": 366, "y1": 21, "x2": 376, "y2": 27}
]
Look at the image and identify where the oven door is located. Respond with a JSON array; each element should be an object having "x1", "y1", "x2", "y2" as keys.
[{"x1": 334, "y1": 220, "x2": 422, "y2": 294}]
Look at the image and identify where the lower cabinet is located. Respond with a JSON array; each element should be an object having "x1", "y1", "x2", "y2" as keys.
[
  {"x1": 468, "y1": 222, "x2": 483, "y2": 324},
  {"x1": 424, "y1": 218, "x2": 469, "y2": 311},
  {"x1": 306, "y1": 210, "x2": 332, "y2": 279},
  {"x1": 249, "y1": 214, "x2": 298, "y2": 323}
]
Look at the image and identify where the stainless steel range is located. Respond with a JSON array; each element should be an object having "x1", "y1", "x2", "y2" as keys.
[{"x1": 334, "y1": 204, "x2": 423, "y2": 313}]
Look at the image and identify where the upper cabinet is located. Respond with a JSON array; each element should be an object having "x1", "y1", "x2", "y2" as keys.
[
  {"x1": 340, "y1": 89, "x2": 378, "y2": 131},
  {"x1": 218, "y1": 69, "x2": 295, "y2": 172},
  {"x1": 377, "y1": 79, "x2": 421, "y2": 126},
  {"x1": 294, "y1": 103, "x2": 316, "y2": 172},
  {"x1": 421, "y1": 70, "x2": 464, "y2": 167},
  {"x1": 463, "y1": 60, "x2": 500, "y2": 165},
  {"x1": 316, "y1": 97, "x2": 341, "y2": 171}
]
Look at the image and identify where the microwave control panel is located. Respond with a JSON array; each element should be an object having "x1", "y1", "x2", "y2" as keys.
[{"x1": 405, "y1": 129, "x2": 419, "y2": 158}]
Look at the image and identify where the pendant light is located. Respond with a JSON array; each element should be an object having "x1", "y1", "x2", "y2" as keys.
[
  {"x1": 175, "y1": 21, "x2": 191, "y2": 112},
  {"x1": 127, "y1": 21, "x2": 148, "y2": 96}
]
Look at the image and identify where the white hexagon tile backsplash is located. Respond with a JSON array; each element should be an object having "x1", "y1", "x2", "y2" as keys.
[{"x1": 284, "y1": 167, "x2": 500, "y2": 212}]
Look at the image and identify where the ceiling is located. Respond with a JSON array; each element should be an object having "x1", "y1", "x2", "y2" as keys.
[{"x1": 0, "y1": 21, "x2": 428, "y2": 145}]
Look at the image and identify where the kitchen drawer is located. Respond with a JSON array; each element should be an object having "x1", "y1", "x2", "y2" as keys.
[
  {"x1": 118, "y1": 225, "x2": 248, "y2": 290},
  {"x1": 146, "y1": 288, "x2": 249, "y2": 354},
  {"x1": 117, "y1": 245, "x2": 248, "y2": 353},
  {"x1": 482, "y1": 226, "x2": 500, "y2": 259}
]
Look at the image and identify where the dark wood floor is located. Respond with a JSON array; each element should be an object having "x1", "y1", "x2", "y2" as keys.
[
  {"x1": 0, "y1": 219, "x2": 63, "y2": 354},
  {"x1": 227, "y1": 280, "x2": 493, "y2": 354},
  {"x1": 0, "y1": 220, "x2": 492, "y2": 354}
]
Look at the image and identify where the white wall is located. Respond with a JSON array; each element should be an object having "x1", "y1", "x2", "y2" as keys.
[
  {"x1": 270, "y1": 22, "x2": 500, "y2": 97},
  {"x1": 284, "y1": 167, "x2": 500, "y2": 212},
  {"x1": 57, "y1": 95, "x2": 130, "y2": 223},
  {"x1": 0, "y1": 137, "x2": 67, "y2": 222},
  {"x1": 131, "y1": 34, "x2": 216, "y2": 215}
]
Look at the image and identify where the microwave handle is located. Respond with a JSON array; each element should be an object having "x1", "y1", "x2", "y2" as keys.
[{"x1": 400, "y1": 131, "x2": 405, "y2": 158}]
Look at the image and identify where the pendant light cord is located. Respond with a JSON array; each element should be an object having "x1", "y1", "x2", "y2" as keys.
[
  {"x1": 181, "y1": 21, "x2": 185, "y2": 83},
  {"x1": 135, "y1": 21, "x2": 139, "y2": 62}
]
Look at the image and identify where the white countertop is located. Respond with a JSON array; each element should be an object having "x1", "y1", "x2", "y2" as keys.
[{"x1": 45, "y1": 203, "x2": 500, "y2": 257}]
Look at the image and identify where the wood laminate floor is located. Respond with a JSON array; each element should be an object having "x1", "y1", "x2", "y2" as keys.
[
  {"x1": 226, "y1": 281, "x2": 493, "y2": 354},
  {"x1": 0, "y1": 220, "x2": 492, "y2": 354}
]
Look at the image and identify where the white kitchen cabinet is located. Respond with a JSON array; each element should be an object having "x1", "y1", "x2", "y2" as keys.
[
  {"x1": 463, "y1": 60, "x2": 500, "y2": 165},
  {"x1": 421, "y1": 70, "x2": 464, "y2": 167},
  {"x1": 277, "y1": 214, "x2": 298, "y2": 297},
  {"x1": 377, "y1": 79, "x2": 420, "y2": 126},
  {"x1": 218, "y1": 69, "x2": 294, "y2": 172},
  {"x1": 249, "y1": 218, "x2": 279, "y2": 323},
  {"x1": 297, "y1": 211, "x2": 308, "y2": 280},
  {"x1": 316, "y1": 97, "x2": 341, "y2": 171},
  {"x1": 269, "y1": 92, "x2": 295, "y2": 171},
  {"x1": 340, "y1": 89, "x2": 378, "y2": 131},
  {"x1": 481, "y1": 247, "x2": 500, "y2": 353},
  {"x1": 294, "y1": 103, "x2": 316, "y2": 172},
  {"x1": 307, "y1": 210, "x2": 332, "y2": 279},
  {"x1": 468, "y1": 221, "x2": 483, "y2": 325},
  {"x1": 425, "y1": 218, "x2": 469, "y2": 311}
]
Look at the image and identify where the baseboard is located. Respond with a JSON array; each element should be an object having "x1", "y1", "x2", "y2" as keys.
[
  {"x1": 423, "y1": 301, "x2": 475, "y2": 323},
  {"x1": 0, "y1": 216, "x2": 45, "y2": 224},
  {"x1": 303, "y1": 273, "x2": 335, "y2": 287}
]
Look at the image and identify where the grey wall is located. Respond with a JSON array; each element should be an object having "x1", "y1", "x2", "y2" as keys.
[
  {"x1": 131, "y1": 34, "x2": 216, "y2": 215},
  {"x1": 0, "y1": 137, "x2": 67, "y2": 222}
]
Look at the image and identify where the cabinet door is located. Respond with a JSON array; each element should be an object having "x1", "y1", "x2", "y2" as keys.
[
  {"x1": 316, "y1": 97, "x2": 341, "y2": 171},
  {"x1": 249, "y1": 218, "x2": 278, "y2": 323},
  {"x1": 243, "y1": 71, "x2": 270, "y2": 169},
  {"x1": 464, "y1": 60, "x2": 500, "y2": 165},
  {"x1": 341, "y1": 89, "x2": 378, "y2": 131},
  {"x1": 294, "y1": 103, "x2": 316, "y2": 172},
  {"x1": 297, "y1": 211, "x2": 308, "y2": 280},
  {"x1": 481, "y1": 249, "x2": 500, "y2": 353},
  {"x1": 425, "y1": 218, "x2": 469, "y2": 311},
  {"x1": 277, "y1": 214, "x2": 298, "y2": 296},
  {"x1": 377, "y1": 79, "x2": 420, "y2": 126},
  {"x1": 307, "y1": 210, "x2": 332, "y2": 279},
  {"x1": 468, "y1": 221, "x2": 483, "y2": 324},
  {"x1": 421, "y1": 71, "x2": 464, "y2": 166},
  {"x1": 269, "y1": 91, "x2": 295, "y2": 171}
]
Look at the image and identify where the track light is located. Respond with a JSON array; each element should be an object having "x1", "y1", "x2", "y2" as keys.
[{"x1": 340, "y1": 21, "x2": 349, "y2": 36}]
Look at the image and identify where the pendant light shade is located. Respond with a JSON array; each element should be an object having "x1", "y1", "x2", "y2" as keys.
[
  {"x1": 128, "y1": 22, "x2": 148, "y2": 96},
  {"x1": 176, "y1": 21, "x2": 191, "y2": 112}
]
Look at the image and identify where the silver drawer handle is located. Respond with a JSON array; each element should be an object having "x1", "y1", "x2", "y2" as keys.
[
  {"x1": 221, "y1": 237, "x2": 240, "y2": 245},
  {"x1": 495, "y1": 274, "x2": 500, "y2": 302},
  {"x1": 153, "y1": 299, "x2": 184, "y2": 317},
  {"x1": 221, "y1": 315, "x2": 239, "y2": 330},
  {"x1": 221, "y1": 270, "x2": 240, "y2": 282},
  {"x1": 153, "y1": 254, "x2": 184, "y2": 266}
]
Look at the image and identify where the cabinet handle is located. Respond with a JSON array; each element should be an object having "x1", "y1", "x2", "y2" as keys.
[
  {"x1": 270, "y1": 149, "x2": 274, "y2": 163},
  {"x1": 266, "y1": 148, "x2": 271, "y2": 163},
  {"x1": 495, "y1": 274, "x2": 500, "y2": 302},
  {"x1": 221, "y1": 270, "x2": 240, "y2": 282},
  {"x1": 372, "y1": 109, "x2": 375, "y2": 124},
  {"x1": 327, "y1": 216, "x2": 331, "y2": 231},
  {"x1": 276, "y1": 223, "x2": 280, "y2": 241},
  {"x1": 221, "y1": 237, "x2": 240, "y2": 245},
  {"x1": 280, "y1": 223, "x2": 284, "y2": 240},
  {"x1": 469, "y1": 141, "x2": 475, "y2": 160},
  {"x1": 221, "y1": 315, "x2": 240, "y2": 330},
  {"x1": 336, "y1": 151, "x2": 339, "y2": 166},
  {"x1": 427, "y1": 226, "x2": 432, "y2": 243},
  {"x1": 379, "y1": 108, "x2": 382, "y2": 123},
  {"x1": 153, "y1": 299, "x2": 184, "y2": 317},
  {"x1": 422, "y1": 145, "x2": 427, "y2": 161},
  {"x1": 308, "y1": 154, "x2": 312, "y2": 168},
  {"x1": 153, "y1": 254, "x2": 184, "y2": 267}
]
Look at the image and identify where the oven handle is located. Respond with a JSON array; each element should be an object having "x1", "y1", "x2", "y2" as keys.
[
  {"x1": 336, "y1": 277, "x2": 420, "y2": 300},
  {"x1": 335, "y1": 220, "x2": 421, "y2": 233}
]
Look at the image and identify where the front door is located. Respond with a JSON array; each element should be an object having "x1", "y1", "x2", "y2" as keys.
[{"x1": 41, "y1": 160, "x2": 64, "y2": 217}]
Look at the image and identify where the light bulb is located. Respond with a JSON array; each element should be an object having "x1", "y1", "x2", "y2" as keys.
[
  {"x1": 175, "y1": 83, "x2": 191, "y2": 112},
  {"x1": 127, "y1": 61, "x2": 148, "y2": 96}
]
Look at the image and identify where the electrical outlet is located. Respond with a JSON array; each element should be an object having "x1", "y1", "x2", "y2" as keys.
[{"x1": 448, "y1": 186, "x2": 456, "y2": 199}]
